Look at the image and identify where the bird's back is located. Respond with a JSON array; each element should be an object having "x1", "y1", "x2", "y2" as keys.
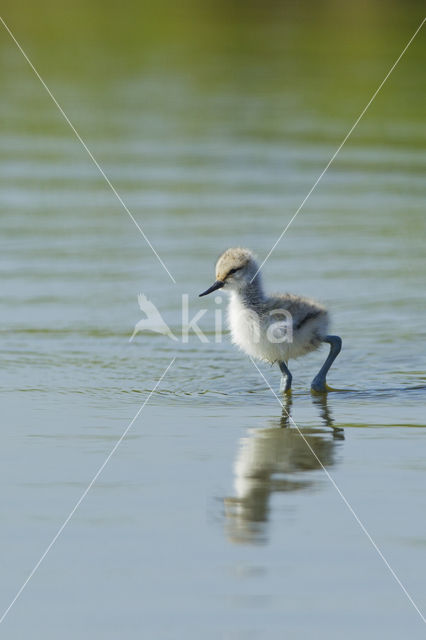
[
  {"x1": 264, "y1": 292, "x2": 327, "y2": 324},
  {"x1": 260, "y1": 292, "x2": 329, "y2": 359}
]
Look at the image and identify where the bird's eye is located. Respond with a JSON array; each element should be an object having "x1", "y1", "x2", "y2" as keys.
[{"x1": 228, "y1": 267, "x2": 241, "y2": 276}]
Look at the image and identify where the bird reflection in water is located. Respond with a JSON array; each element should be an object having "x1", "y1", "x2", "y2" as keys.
[{"x1": 224, "y1": 395, "x2": 344, "y2": 545}]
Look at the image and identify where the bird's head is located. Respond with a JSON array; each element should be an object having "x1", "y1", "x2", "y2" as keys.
[{"x1": 199, "y1": 248, "x2": 259, "y2": 297}]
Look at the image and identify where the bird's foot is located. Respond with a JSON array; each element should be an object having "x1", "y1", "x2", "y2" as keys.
[
  {"x1": 311, "y1": 376, "x2": 330, "y2": 393},
  {"x1": 280, "y1": 376, "x2": 292, "y2": 394}
]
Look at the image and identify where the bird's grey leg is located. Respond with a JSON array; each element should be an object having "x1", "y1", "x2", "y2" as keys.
[
  {"x1": 311, "y1": 335, "x2": 342, "y2": 392},
  {"x1": 279, "y1": 361, "x2": 292, "y2": 393}
]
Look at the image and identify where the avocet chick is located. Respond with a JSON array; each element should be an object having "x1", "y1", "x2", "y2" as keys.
[{"x1": 199, "y1": 248, "x2": 342, "y2": 393}]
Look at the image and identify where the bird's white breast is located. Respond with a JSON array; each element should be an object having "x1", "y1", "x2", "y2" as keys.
[{"x1": 228, "y1": 293, "x2": 290, "y2": 363}]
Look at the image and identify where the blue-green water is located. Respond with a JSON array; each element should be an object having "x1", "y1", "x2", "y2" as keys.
[{"x1": 1, "y1": 2, "x2": 425, "y2": 638}]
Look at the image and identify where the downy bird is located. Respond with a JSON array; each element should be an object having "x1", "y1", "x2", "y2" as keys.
[{"x1": 199, "y1": 248, "x2": 341, "y2": 392}]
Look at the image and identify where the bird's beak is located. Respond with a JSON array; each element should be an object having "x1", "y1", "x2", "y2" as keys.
[{"x1": 199, "y1": 280, "x2": 225, "y2": 297}]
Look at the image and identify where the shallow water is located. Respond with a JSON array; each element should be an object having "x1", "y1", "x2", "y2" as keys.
[{"x1": 1, "y1": 2, "x2": 426, "y2": 638}]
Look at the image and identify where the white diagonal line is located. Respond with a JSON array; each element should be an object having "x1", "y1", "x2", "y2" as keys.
[
  {"x1": 252, "y1": 17, "x2": 426, "y2": 281},
  {"x1": 0, "y1": 357, "x2": 175, "y2": 626},
  {"x1": 249, "y1": 356, "x2": 426, "y2": 625},
  {"x1": 0, "y1": 15, "x2": 176, "y2": 284}
]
